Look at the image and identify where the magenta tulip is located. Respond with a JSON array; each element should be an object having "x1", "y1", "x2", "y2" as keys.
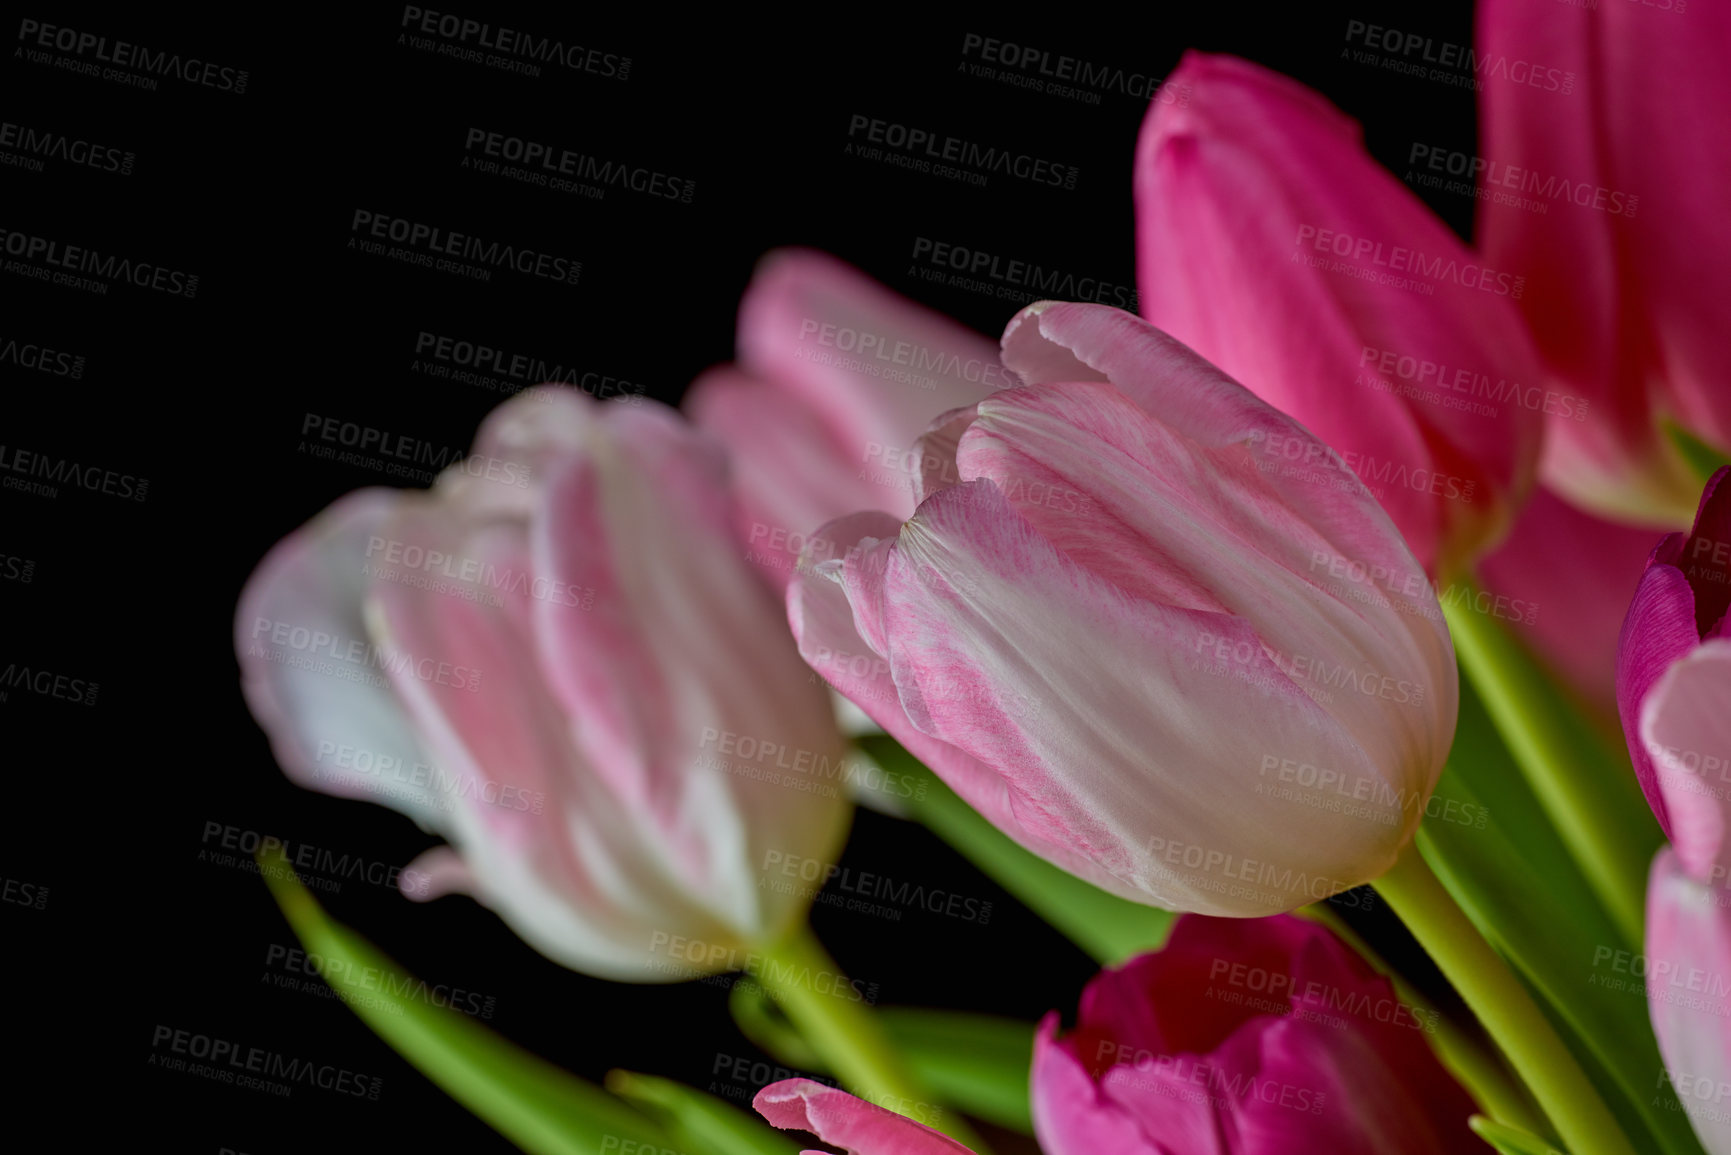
[
  {"x1": 235, "y1": 388, "x2": 850, "y2": 981},
  {"x1": 790, "y1": 302, "x2": 1457, "y2": 915},
  {"x1": 1032, "y1": 914, "x2": 1477, "y2": 1153},
  {"x1": 1136, "y1": 50, "x2": 1543, "y2": 578},
  {"x1": 686, "y1": 249, "x2": 1012, "y2": 587},
  {"x1": 1615, "y1": 467, "x2": 1731, "y2": 838},
  {"x1": 1478, "y1": 0, "x2": 1731, "y2": 524},
  {"x1": 754, "y1": 1079, "x2": 975, "y2": 1155},
  {"x1": 1477, "y1": 485, "x2": 1660, "y2": 717}
]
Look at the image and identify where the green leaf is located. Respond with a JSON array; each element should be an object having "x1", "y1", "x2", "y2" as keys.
[
  {"x1": 859, "y1": 734, "x2": 1174, "y2": 965},
  {"x1": 1471, "y1": 1114, "x2": 1571, "y2": 1155},
  {"x1": 1662, "y1": 419, "x2": 1731, "y2": 484},
  {"x1": 607, "y1": 1070, "x2": 803, "y2": 1155},
  {"x1": 729, "y1": 980, "x2": 1034, "y2": 1136},
  {"x1": 1418, "y1": 679, "x2": 1703, "y2": 1155},
  {"x1": 259, "y1": 848, "x2": 678, "y2": 1155}
]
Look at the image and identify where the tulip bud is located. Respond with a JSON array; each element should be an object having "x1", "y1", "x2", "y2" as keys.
[
  {"x1": 754, "y1": 1079, "x2": 975, "y2": 1154},
  {"x1": 235, "y1": 388, "x2": 851, "y2": 981},
  {"x1": 1478, "y1": 0, "x2": 1731, "y2": 525},
  {"x1": 1616, "y1": 468, "x2": 1731, "y2": 838},
  {"x1": 1032, "y1": 915, "x2": 1477, "y2": 1154},
  {"x1": 791, "y1": 302, "x2": 1457, "y2": 915},
  {"x1": 686, "y1": 249, "x2": 1008, "y2": 587},
  {"x1": 1135, "y1": 50, "x2": 1543, "y2": 578}
]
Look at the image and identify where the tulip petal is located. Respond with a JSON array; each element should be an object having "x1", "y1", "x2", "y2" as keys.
[
  {"x1": 1645, "y1": 850, "x2": 1731, "y2": 1155},
  {"x1": 842, "y1": 477, "x2": 1420, "y2": 915},
  {"x1": 753, "y1": 1078, "x2": 976, "y2": 1154},
  {"x1": 1134, "y1": 51, "x2": 1542, "y2": 574},
  {"x1": 1644, "y1": 641, "x2": 1731, "y2": 883},
  {"x1": 1617, "y1": 554, "x2": 1699, "y2": 836},
  {"x1": 1032, "y1": 1016, "x2": 1180, "y2": 1155},
  {"x1": 234, "y1": 489, "x2": 447, "y2": 827}
]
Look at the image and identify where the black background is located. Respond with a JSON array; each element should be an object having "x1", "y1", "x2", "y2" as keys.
[{"x1": 3, "y1": 5, "x2": 1477, "y2": 1150}]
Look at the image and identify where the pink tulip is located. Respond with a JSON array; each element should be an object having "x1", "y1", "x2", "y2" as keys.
[
  {"x1": 686, "y1": 249, "x2": 1011, "y2": 587},
  {"x1": 1615, "y1": 467, "x2": 1731, "y2": 838},
  {"x1": 1135, "y1": 50, "x2": 1543, "y2": 578},
  {"x1": 1646, "y1": 852, "x2": 1731, "y2": 1155},
  {"x1": 1478, "y1": 0, "x2": 1731, "y2": 525},
  {"x1": 1477, "y1": 485, "x2": 1660, "y2": 717},
  {"x1": 235, "y1": 388, "x2": 850, "y2": 981},
  {"x1": 790, "y1": 302, "x2": 1457, "y2": 915},
  {"x1": 1032, "y1": 914, "x2": 1477, "y2": 1153},
  {"x1": 754, "y1": 1079, "x2": 975, "y2": 1155}
]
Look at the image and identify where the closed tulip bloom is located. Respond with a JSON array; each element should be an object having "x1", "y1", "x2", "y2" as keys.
[
  {"x1": 754, "y1": 1079, "x2": 976, "y2": 1154},
  {"x1": 1478, "y1": 0, "x2": 1731, "y2": 525},
  {"x1": 235, "y1": 388, "x2": 850, "y2": 981},
  {"x1": 1615, "y1": 467, "x2": 1731, "y2": 838},
  {"x1": 686, "y1": 249, "x2": 1011, "y2": 587},
  {"x1": 1136, "y1": 51, "x2": 1543, "y2": 578},
  {"x1": 1032, "y1": 914, "x2": 1478, "y2": 1153},
  {"x1": 790, "y1": 302, "x2": 1457, "y2": 915}
]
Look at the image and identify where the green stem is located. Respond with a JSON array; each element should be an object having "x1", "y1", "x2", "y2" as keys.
[
  {"x1": 1444, "y1": 584, "x2": 1652, "y2": 945},
  {"x1": 1296, "y1": 904, "x2": 1551, "y2": 1140},
  {"x1": 747, "y1": 925, "x2": 991, "y2": 1152},
  {"x1": 1373, "y1": 847, "x2": 1635, "y2": 1155}
]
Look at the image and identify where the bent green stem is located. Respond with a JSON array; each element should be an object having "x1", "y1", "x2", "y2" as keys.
[
  {"x1": 747, "y1": 924, "x2": 991, "y2": 1152},
  {"x1": 1373, "y1": 847, "x2": 1635, "y2": 1155}
]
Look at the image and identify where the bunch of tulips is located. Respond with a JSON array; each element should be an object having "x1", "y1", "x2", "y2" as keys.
[{"x1": 235, "y1": 4, "x2": 1731, "y2": 1152}]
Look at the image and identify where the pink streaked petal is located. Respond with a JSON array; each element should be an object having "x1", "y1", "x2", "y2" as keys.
[
  {"x1": 1645, "y1": 849, "x2": 1731, "y2": 1155},
  {"x1": 234, "y1": 489, "x2": 447, "y2": 827},
  {"x1": 1617, "y1": 559, "x2": 1700, "y2": 837},
  {"x1": 738, "y1": 248, "x2": 1008, "y2": 461},
  {"x1": 401, "y1": 845, "x2": 474, "y2": 901},
  {"x1": 851, "y1": 480, "x2": 1412, "y2": 915},
  {"x1": 685, "y1": 366, "x2": 901, "y2": 589},
  {"x1": 1643, "y1": 641, "x2": 1731, "y2": 883},
  {"x1": 753, "y1": 1078, "x2": 976, "y2": 1154},
  {"x1": 910, "y1": 405, "x2": 979, "y2": 506}
]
